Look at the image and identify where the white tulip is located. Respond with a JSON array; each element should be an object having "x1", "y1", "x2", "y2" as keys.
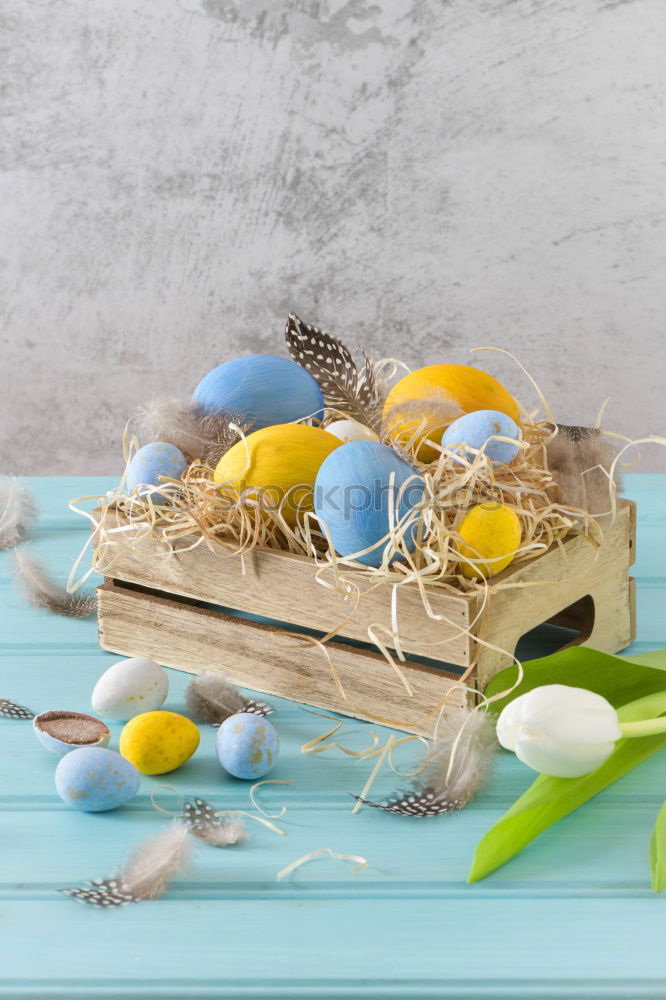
[
  {"x1": 496, "y1": 684, "x2": 623, "y2": 778},
  {"x1": 326, "y1": 419, "x2": 379, "y2": 445}
]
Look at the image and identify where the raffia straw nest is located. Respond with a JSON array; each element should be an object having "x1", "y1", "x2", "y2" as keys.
[{"x1": 89, "y1": 403, "x2": 603, "y2": 603}]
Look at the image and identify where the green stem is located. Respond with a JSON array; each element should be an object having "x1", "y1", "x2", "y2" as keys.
[{"x1": 620, "y1": 717, "x2": 666, "y2": 738}]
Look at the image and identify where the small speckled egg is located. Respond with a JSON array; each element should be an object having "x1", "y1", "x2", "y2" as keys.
[
  {"x1": 325, "y1": 419, "x2": 379, "y2": 444},
  {"x1": 55, "y1": 746, "x2": 140, "y2": 812},
  {"x1": 441, "y1": 410, "x2": 521, "y2": 467},
  {"x1": 192, "y1": 354, "x2": 324, "y2": 429},
  {"x1": 457, "y1": 503, "x2": 522, "y2": 578},
  {"x1": 215, "y1": 712, "x2": 279, "y2": 780},
  {"x1": 214, "y1": 422, "x2": 341, "y2": 527},
  {"x1": 119, "y1": 711, "x2": 200, "y2": 775},
  {"x1": 34, "y1": 710, "x2": 110, "y2": 757},
  {"x1": 314, "y1": 441, "x2": 425, "y2": 567},
  {"x1": 126, "y1": 442, "x2": 188, "y2": 504},
  {"x1": 92, "y1": 656, "x2": 169, "y2": 722}
]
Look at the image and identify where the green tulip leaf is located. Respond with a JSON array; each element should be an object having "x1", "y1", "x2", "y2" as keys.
[
  {"x1": 468, "y1": 691, "x2": 666, "y2": 884},
  {"x1": 483, "y1": 646, "x2": 666, "y2": 714},
  {"x1": 649, "y1": 803, "x2": 666, "y2": 893}
]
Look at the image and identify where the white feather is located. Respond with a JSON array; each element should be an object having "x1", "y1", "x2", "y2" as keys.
[
  {"x1": 193, "y1": 815, "x2": 247, "y2": 847},
  {"x1": 0, "y1": 478, "x2": 37, "y2": 550}
]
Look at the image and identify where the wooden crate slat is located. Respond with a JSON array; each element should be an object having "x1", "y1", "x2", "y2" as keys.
[
  {"x1": 97, "y1": 581, "x2": 473, "y2": 737},
  {"x1": 94, "y1": 508, "x2": 473, "y2": 666}
]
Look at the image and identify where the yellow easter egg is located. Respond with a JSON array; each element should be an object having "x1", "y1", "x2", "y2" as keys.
[
  {"x1": 214, "y1": 423, "x2": 341, "y2": 526},
  {"x1": 119, "y1": 711, "x2": 200, "y2": 775},
  {"x1": 457, "y1": 503, "x2": 522, "y2": 579},
  {"x1": 384, "y1": 365, "x2": 519, "y2": 462}
]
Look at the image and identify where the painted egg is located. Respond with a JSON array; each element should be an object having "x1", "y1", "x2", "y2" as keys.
[
  {"x1": 214, "y1": 423, "x2": 341, "y2": 527},
  {"x1": 441, "y1": 410, "x2": 521, "y2": 467},
  {"x1": 55, "y1": 747, "x2": 140, "y2": 812},
  {"x1": 126, "y1": 442, "x2": 188, "y2": 504},
  {"x1": 92, "y1": 656, "x2": 169, "y2": 722},
  {"x1": 457, "y1": 503, "x2": 522, "y2": 578},
  {"x1": 192, "y1": 354, "x2": 324, "y2": 430},
  {"x1": 119, "y1": 711, "x2": 200, "y2": 775},
  {"x1": 215, "y1": 712, "x2": 279, "y2": 780},
  {"x1": 33, "y1": 710, "x2": 110, "y2": 757},
  {"x1": 314, "y1": 441, "x2": 425, "y2": 568},
  {"x1": 384, "y1": 365, "x2": 519, "y2": 462},
  {"x1": 325, "y1": 419, "x2": 379, "y2": 444}
]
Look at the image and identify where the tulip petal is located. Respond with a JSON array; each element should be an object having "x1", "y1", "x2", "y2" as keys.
[{"x1": 469, "y1": 690, "x2": 666, "y2": 883}]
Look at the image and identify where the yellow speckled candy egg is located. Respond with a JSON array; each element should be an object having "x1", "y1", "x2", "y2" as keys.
[
  {"x1": 457, "y1": 503, "x2": 522, "y2": 579},
  {"x1": 384, "y1": 365, "x2": 519, "y2": 463},
  {"x1": 214, "y1": 423, "x2": 341, "y2": 527},
  {"x1": 119, "y1": 711, "x2": 200, "y2": 775}
]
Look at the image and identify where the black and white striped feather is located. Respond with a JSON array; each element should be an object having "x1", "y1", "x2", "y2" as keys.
[
  {"x1": 355, "y1": 708, "x2": 496, "y2": 816},
  {"x1": 285, "y1": 313, "x2": 383, "y2": 432}
]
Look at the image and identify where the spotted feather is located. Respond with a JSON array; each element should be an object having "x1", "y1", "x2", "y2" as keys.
[
  {"x1": 285, "y1": 313, "x2": 382, "y2": 432},
  {"x1": 0, "y1": 698, "x2": 34, "y2": 720}
]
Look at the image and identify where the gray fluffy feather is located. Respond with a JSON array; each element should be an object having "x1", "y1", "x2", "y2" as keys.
[
  {"x1": 14, "y1": 548, "x2": 97, "y2": 618},
  {"x1": 134, "y1": 397, "x2": 247, "y2": 466},
  {"x1": 0, "y1": 478, "x2": 37, "y2": 550},
  {"x1": 121, "y1": 821, "x2": 192, "y2": 900},
  {"x1": 185, "y1": 672, "x2": 273, "y2": 725},
  {"x1": 356, "y1": 707, "x2": 497, "y2": 816},
  {"x1": 545, "y1": 425, "x2": 622, "y2": 515}
]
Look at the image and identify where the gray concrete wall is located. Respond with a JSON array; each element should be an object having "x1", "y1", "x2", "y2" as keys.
[{"x1": 2, "y1": 0, "x2": 665, "y2": 475}]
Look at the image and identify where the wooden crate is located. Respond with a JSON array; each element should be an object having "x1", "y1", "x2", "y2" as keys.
[{"x1": 94, "y1": 500, "x2": 636, "y2": 736}]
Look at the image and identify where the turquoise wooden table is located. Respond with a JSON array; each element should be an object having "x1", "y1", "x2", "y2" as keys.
[{"x1": 1, "y1": 475, "x2": 664, "y2": 999}]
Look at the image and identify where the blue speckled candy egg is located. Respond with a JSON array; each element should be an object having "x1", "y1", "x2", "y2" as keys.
[
  {"x1": 441, "y1": 409, "x2": 521, "y2": 466},
  {"x1": 126, "y1": 442, "x2": 188, "y2": 504},
  {"x1": 55, "y1": 746, "x2": 141, "y2": 812},
  {"x1": 314, "y1": 441, "x2": 425, "y2": 567},
  {"x1": 192, "y1": 355, "x2": 324, "y2": 430},
  {"x1": 215, "y1": 713, "x2": 279, "y2": 780}
]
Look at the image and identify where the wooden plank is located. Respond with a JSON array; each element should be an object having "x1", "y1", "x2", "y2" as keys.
[
  {"x1": 97, "y1": 581, "x2": 472, "y2": 737},
  {"x1": 94, "y1": 508, "x2": 474, "y2": 666}
]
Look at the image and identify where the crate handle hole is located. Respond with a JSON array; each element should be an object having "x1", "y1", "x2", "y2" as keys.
[{"x1": 514, "y1": 594, "x2": 595, "y2": 661}]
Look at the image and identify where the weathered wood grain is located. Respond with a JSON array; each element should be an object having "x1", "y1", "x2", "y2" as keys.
[
  {"x1": 97, "y1": 580, "x2": 471, "y2": 736},
  {"x1": 95, "y1": 501, "x2": 636, "y2": 696},
  {"x1": 93, "y1": 507, "x2": 474, "y2": 666}
]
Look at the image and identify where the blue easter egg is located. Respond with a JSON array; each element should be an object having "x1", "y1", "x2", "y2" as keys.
[
  {"x1": 440, "y1": 409, "x2": 520, "y2": 466},
  {"x1": 314, "y1": 441, "x2": 425, "y2": 568},
  {"x1": 126, "y1": 442, "x2": 188, "y2": 504},
  {"x1": 192, "y1": 355, "x2": 324, "y2": 430},
  {"x1": 215, "y1": 712, "x2": 279, "y2": 780},
  {"x1": 55, "y1": 746, "x2": 141, "y2": 812}
]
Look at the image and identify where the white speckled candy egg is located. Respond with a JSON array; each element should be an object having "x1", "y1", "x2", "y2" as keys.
[
  {"x1": 441, "y1": 410, "x2": 521, "y2": 467},
  {"x1": 215, "y1": 713, "x2": 279, "y2": 779},
  {"x1": 125, "y1": 442, "x2": 188, "y2": 504},
  {"x1": 192, "y1": 354, "x2": 324, "y2": 430},
  {"x1": 92, "y1": 657, "x2": 169, "y2": 722},
  {"x1": 325, "y1": 419, "x2": 379, "y2": 444},
  {"x1": 55, "y1": 746, "x2": 141, "y2": 812}
]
